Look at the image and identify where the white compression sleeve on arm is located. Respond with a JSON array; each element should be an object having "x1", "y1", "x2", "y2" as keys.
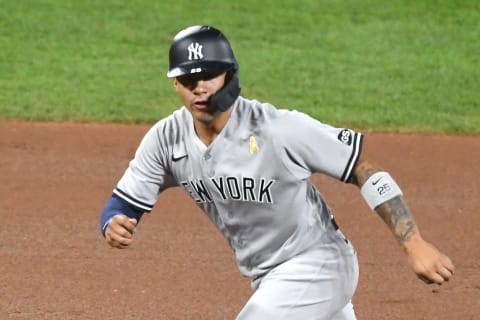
[{"x1": 360, "y1": 171, "x2": 403, "y2": 210}]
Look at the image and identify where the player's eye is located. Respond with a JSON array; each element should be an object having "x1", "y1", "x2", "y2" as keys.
[
  {"x1": 177, "y1": 71, "x2": 222, "y2": 89},
  {"x1": 177, "y1": 76, "x2": 197, "y2": 89}
]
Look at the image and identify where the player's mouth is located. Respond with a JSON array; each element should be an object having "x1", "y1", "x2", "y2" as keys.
[{"x1": 192, "y1": 98, "x2": 212, "y2": 111}]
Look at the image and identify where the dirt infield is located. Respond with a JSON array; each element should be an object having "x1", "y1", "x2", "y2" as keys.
[{"x1": 1, "y1": 120, "x2": 479, "y2": 320}]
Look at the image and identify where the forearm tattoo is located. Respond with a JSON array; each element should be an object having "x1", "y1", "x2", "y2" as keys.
[{"x1": 376, "y1": 196, "x2": 417, "y2": 243}]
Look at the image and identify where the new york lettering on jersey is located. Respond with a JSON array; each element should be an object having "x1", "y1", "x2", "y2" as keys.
[{"x1": 180, "y1": 176, "x2": 275, "y2": 203}]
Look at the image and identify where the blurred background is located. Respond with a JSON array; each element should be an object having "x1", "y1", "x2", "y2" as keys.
[{"x1": 1, "y1": 0, "x2": 478, "y2": 132}]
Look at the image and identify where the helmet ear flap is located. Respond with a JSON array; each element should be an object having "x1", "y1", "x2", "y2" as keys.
[{"x1": 210, "y1": 67, "x2": 241, "y2": 111}]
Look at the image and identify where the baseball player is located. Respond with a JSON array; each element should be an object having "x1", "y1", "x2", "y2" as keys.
[{"x1": 100, "y1": 25, "x2": 454, "y2": 319}]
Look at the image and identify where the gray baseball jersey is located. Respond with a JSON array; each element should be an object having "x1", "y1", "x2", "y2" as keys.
[{"x1": 114, "y1": 96, "x2": 363, "y2": 278}]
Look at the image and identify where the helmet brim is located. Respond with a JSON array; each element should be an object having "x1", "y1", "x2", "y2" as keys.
[{"x1": 167, "y1": 61, "x2": 234, "y2": 78}]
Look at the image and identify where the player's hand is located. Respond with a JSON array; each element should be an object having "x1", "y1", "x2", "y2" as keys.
[
  {"x1": 105, "y1": 214, "x2": 138, "y2": 249},
  {"x1": 403, "y1": 235, "x2": 454, "y2": 285}
]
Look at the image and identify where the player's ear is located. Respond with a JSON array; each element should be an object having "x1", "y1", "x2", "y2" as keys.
[{"x1": 173, "y1": 78, "x2": 180, "y2": 92}]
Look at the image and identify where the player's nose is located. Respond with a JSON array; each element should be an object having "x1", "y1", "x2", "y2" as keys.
[{"x1": 192, "y1": 80, "x2": 208, "y2": 94}]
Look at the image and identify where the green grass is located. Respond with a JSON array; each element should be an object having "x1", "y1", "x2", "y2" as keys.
[{"x1": 1, "y1": 0, "x2": 479, "y2": 133}]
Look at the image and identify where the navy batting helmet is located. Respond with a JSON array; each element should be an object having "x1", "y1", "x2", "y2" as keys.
[{"x1": 167, "y1": 25, "x2": 238, "y2": 78}]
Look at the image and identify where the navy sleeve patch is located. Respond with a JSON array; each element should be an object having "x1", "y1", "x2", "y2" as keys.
[{"x1": 338, "y1": 129, "x2": 353, "y2": 145}]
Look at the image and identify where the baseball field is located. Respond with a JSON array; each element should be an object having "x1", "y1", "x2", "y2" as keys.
[{"x1": 1, "y1": 1, "x2": 479, "y2": 319}]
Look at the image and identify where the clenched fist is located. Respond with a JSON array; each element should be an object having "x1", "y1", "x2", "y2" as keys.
[
  {"x1": 105, "y1": 214, "x2": 138, "y2": 249},
  {"x1": 404, "y1": 235, "x2": 455, "y2": 285}
]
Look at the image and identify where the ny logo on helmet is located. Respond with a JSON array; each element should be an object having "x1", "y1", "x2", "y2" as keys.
[{"x1": 188, "y1": 42, "x2": 203, "y2": 60}]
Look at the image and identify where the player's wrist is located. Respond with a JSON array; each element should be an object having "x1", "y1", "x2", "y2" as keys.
[{"x1": 400, "y1": 231, "x2": 423, "y2": 252}]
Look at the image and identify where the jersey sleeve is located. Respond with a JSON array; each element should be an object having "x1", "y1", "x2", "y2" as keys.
[
  {"x1": 113, "y1": 122, "x2": 177, "y2": 212},
  {"x1": 274, "y1": 110, "x2": 363, "y2": 183}
]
